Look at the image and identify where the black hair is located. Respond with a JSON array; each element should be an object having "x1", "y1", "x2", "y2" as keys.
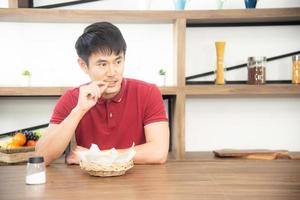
[{"x1": 75, "y1": 22, "x2": 127, "y2": 66}]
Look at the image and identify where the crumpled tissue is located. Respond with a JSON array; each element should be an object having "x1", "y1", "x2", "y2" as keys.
[{"x1": 76, "y1": 143, "x2": 136, "y2": 166}]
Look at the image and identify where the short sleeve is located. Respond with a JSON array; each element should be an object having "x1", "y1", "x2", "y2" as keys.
[
  {"x1": 143, "y1": 85, "x2": 168, "y2": 126},
  {"x1": 49, "y1": 90, "x2": 77, "y2": 124}
]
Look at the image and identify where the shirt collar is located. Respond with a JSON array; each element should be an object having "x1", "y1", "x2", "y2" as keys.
[{"x1": 97, "y1": 78, "x2": 126, "y2": 104}]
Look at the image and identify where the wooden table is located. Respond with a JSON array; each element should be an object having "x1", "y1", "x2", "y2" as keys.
[{"x1": 1, "y1": 160, "x2": 300, "y2": 200}]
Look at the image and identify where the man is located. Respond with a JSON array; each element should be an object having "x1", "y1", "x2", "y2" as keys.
[{"x1": 36, "y1": 22, "x2": 169, "y2": 166}]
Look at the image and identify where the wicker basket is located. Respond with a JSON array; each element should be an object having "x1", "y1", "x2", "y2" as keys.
[{"x1": 79, "y1": 159, "x2": 134, "y2": 177}]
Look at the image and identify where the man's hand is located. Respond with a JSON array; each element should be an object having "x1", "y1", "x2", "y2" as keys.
[
  {"x1": 76, "y1": 81, "x2": 108, "y2": 112},
  {"x1": 66, "y1": 145, "x2": 89, "y2": 165}
]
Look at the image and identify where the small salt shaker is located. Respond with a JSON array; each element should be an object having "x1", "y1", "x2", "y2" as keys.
[{"x1": 26, "y1": 156, "x2": 46, "y2": 185}]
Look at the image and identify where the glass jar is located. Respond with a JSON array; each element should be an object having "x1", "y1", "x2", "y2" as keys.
[
  {"x1": 292, "y1": 55, "x2": 300, "y2": 84},
  {"x1": 26, "y1": 156, "x2": 46, "y2": 185},
  {"x1": 247, "y1": 56, "x2": 266, "y2": 85}
]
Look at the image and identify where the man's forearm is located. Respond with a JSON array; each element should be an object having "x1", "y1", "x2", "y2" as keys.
[
  {"x1": 131, "y1": 142, "x2": 169, "y2": 164},
  {"x1": 36, "y1": 106, "x2": 86, "y2": 166},
  {"x1": 130, "y1": 122, "x2": 169, "y2": 164},
  {"x1": 66, "y1": 142, "x2": 169, "y2": 165}
]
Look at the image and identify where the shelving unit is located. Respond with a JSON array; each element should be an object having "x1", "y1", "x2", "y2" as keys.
[{"x1": 1, "y1": 8, "x2": 300, "y2": 160}]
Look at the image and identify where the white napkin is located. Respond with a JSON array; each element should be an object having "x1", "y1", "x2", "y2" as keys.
[{"x1": 76, "y1": 143, "x2": 136, "y2": 166}]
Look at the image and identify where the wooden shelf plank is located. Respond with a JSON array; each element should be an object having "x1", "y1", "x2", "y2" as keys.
[
  {"x1": 159, "y1": 87, "x2": 178, "y2": 95},
  {"x1": 0, "y1": 86, "x2": 178, "y2": 96},
  {"x1": 1, "y1": 85, "x2": 299, "y2": 96},
  {"x1": 0, "y1": 87, "x2": 69, "y2": 96},
  {"x1": 186, "y1": 8, "x2": 300, "y2": 25},
  {"x1": 185, "y1": 84, "x2": 300, "y2": 96},
  {"x1": 0, "y1": 8, "x2": 177, "y2": 23},
  {"x1": 1, "y1": 8, "x2": 299, "y2": 24}
]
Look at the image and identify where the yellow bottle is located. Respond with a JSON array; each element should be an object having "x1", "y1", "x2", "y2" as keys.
[
  {"x1": 215, "y1": 41, "x2": 226, "y2": 85},
  {"x1": 292, "y1": 55, "x2": 300, "y2": 84}
]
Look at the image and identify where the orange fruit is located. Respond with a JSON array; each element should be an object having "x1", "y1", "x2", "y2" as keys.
[
  {"x1": 6, "y1": 142, "x2": 20, "y2": 148},
  {"x1": 11, "y1": 132, "x2": 27, "y2": 146},
  {"x1": 26, "y1": 140, "x2": 36, "y2": 147}
]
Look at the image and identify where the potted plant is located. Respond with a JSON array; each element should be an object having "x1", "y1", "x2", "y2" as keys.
[
  {"x1": 158, "y1": 69, "x2": 166, "y2": 86},
  {"x1": 216, "y1": 0, "x2": 226, "y2": 9},
  {"x1": 20, "y1": 69, "x2": 31, "y2": 86}
]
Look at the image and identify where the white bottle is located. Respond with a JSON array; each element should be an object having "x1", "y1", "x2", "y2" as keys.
[{"x1": 26, "y1": 156, "x2": 46, "y2": 185}]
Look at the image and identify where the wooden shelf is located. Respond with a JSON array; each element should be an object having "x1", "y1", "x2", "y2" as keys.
[
  {"x1": 185, "y1": 8, "x2": 300, "y2": 25},
  {"x1": 0, "y1": 8, "x2": 178, "y2": 23},
  {"x1": 1, "y1": 8, "x2": 299, "y2": 24},
  {"x1": 0, "y1": 87, "x2": 68, "y2": 96},
  {"x1": 159, "y1": 87, "x2": 178, "y2": 95},
  {"x1": 1, "y1": 85, "x2": 299, "y2": 96},
  {"x1": 0, "y1": 86, "x2": 178, "y2": 96},
  {"x1": 185, "y1": 84, "x2": 300, "y2": 96}
]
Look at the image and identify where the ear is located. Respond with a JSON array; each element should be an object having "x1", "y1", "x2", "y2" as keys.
[{"x1": 78, "y1": 57, "x2": 89, "y2": 74}]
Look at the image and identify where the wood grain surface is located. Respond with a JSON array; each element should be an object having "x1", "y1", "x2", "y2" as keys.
[
  {"x1": 185, "y1": 84, "x2": 300, "y2": 96},
  {"x1": 1, "y1": 160, "x2": 300, "y2": 200},
  {"x1": 1, "y1": 8, "x2": 300, "y2": 24},
  {"x1": 0, "y1": 87, "x2": 178, "y2": 96}
]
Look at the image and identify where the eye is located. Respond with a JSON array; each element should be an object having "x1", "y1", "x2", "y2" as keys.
[
  {"x1": 98, "y1": 63, "x2": 107, "y2": 68},
  {"x1": 116, "y1": 59, "x2": 122, "y2": 65}
]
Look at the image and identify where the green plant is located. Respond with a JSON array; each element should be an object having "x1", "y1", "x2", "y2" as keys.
[
  {"x1": 21, "y1": 70, "x2": 31, "y2": 76},
  {"x1": 159, "y1": 69, "x2": 166, "y2": 76}
]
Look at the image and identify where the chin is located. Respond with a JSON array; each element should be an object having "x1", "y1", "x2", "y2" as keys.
[{"x1": 104, "y1": 86, "x2": 120, "y2": 95}]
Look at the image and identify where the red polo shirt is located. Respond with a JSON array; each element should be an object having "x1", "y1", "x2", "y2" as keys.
[{"x1": 50, "y1": 78, "x2": 168, "y2": 150}]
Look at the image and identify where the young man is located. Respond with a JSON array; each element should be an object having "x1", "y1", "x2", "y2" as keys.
[{"x1": 36, "y1": 22, "x2": 169, "y2": 166}]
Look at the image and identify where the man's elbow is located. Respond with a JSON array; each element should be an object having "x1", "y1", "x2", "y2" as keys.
[
  {"x1": 157, "y1": 156, "x2": 167, "y2": 164},
  {"x1": 35, "y1": 143, "x2": 53, "y2": 166},
  {"x1": 154, "y1": 151, "x2": 168, "y2": 164}
]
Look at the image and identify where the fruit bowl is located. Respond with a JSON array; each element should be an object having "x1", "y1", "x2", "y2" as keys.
[
  {"x1": 0, "y1": 146, "x2": 35, "y2": 164},
  {"x1": 0, "y1": 130, "x2": 40, "y2": 164},
  {"x1": 79, "y1": 159, "x2": 134, "y2": 177}
]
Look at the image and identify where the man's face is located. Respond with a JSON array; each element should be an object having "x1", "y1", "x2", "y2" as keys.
[{"x1": 79, "y1": 51, "x2": 125, "y2": 99}]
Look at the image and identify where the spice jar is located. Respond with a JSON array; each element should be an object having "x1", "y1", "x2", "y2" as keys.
[
  {"x1": 247, "y1": 56, "x2": 266, "y2": 85},
  {"x1": 292, "y1": 55, "x2": 300, "y2": 84},
  {"x1": 26, "y1": 156, "x2": 46, "y2": 185}
]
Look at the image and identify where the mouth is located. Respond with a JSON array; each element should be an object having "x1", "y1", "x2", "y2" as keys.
[{"x1": 105, "y1": 80, "x2": 118, "y2": 88}]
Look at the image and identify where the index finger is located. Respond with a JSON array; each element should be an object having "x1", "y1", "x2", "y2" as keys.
[{"x1": 93, "y1": 80, "x2": 108, "y2": 87}]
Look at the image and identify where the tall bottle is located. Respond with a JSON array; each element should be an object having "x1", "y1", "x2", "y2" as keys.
[
  {"x1": 292, "y1": 55, "x2": 300, "y2": 84},
  {"x1": 215, "y1": 41, "x2": 226, "y2": 85}
]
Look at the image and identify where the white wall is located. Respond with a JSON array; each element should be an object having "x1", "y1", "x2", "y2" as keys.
[
  {"x1": 33, "y1": 0, "x2": 300, "y2": 10},
  {"x1": 0, "y1": 97, "x2": 57, "y2": 133},
  {"x1": 186, "y1": 25, "x2": 300, "y2": 81},
  {"x1": 0, "y1": 23, "x2": 174, "y2": 87},
  {"x1": 0, "y1": 0, "x2": 300, "y2": 151},
  {"x1": 185, "y1": 24, "x2": 300, "y2": 151},
  {"x1": 2, "y1": 0, "x2": 300, "y2": 9},
  {"x1": 0, "y1": 1, "x2": 8, "y2": 8},
  {"x1": 186, "y1": 97, "x2": 300, "y2": 151}
]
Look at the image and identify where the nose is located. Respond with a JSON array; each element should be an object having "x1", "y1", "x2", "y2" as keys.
[{"x1": 106, "y1": 64, "x2": 115, "y2": 76}]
